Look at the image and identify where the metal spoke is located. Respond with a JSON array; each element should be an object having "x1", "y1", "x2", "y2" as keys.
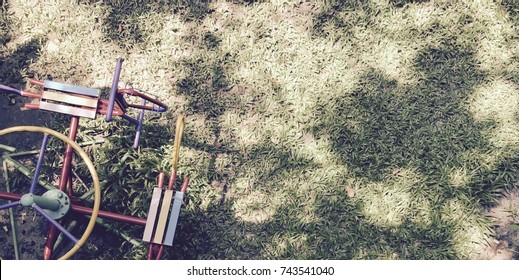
[
  {"x1": 0, "y1": 200, "x2": 20, "y2": 211},
  {"x1": 3, "y1": 160, "x2": 20, "y2": 259},
  {"x1": 30, "y1": 134, "x2": 50, "y2": 193},
  {"x1": 32, "y1": 204, "x2": 78, "y2": 244}
]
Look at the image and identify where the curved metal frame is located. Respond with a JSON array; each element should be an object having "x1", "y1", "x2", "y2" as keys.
[{"x1": 0, "y1": 126, "x2": 101, "y2": 260}]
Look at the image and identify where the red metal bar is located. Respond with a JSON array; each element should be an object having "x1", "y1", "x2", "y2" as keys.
[
  {"x1": 70, "y1": 205, "x2": 146, "y2": 226},
  {"x1": 59, "y1": 116, "x2": 79, "y2": 192},
  {"x1": 24, "y1": 103, "x2": 40, "y2": 110},
  {"x1": 156, "y1": 245, "x2": 165, "y2": 260},
  {"x1": 158, "y1": 172, "x2": 165, "y2": 189},
  {"x1": 147, "y1": 243, "x2": 159, "y2": 260},
  {"x1": 127, "y1": 103, "x2": 160, "y2": 111},
  {"x1": 0, "y1": 191, "x2": 146, "y2": 226},
  {"x1": 181, "y1": 177, "x2": 190, "y2": 193},
  {"x1": 43, "y1": 116, "x2": 79, "y2": 260},
  {"x1": 117, "y1": 89, "x2": 168, "y2": 110},
  {"x1": 167, "y1": 171, "x2": 176, "y2": 190},
  {"x1": 0, "y1": 191, "x2": 20, "y2": 201},
  {"x1": 28, "y1": 78, "x2": 44, "y2": 87},
  {"x1": 21, "y1": 90, "x2": 42, "y2": 99},
  {"x1": 97, "y1": 99, "x2": 125, "y2": 116},
  {"x1": 68, "y1": 176, "x2": 73, "y2": 197}
]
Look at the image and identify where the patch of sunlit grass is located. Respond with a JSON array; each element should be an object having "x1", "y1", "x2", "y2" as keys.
[
  {"x1": 441, "y1": 198, "x2": 493, "y2": 258},
  {"x1": 357, "y1": 168, "x2": 424, "y2": 227},
  {"x1": 469, "y1": 78, "x2": 519, "y2": 148}
]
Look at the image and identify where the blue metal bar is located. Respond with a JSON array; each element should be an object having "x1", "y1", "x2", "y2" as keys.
[
  {"x1": 0, "y1": 84, "x2": 22, "y2": 95},
  {"x1": 33, "y1": 204, "x2": 78, "y2": 244},
  {"x1": 30, "y1": 134, "x2": 50, "y2": 194},
  {"x1": 106, "y1": 58, "x2": 124, "y2": 122},
  {"x1": 121, "y1": 114, "x2": 140, "y2": 126},
  {"x1": 0, "y1": 200, "x2": 20, "y2": 211},
  {"x1": 154, "y1": 105, "x2": 167, "y2": 113},
  {"x1": 3, "y1": 160, "x2": 20, "y2": 259},
  {"x1": 133, "y1": 99, "x2": 146, "y2": 149}
]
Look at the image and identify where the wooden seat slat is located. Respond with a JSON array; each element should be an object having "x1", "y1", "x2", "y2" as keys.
[
  {"x1": 152, "y1": 190, "x2": 174, "y2": 244},
  {"x1": 44, "y1": 80, "x2": 100, "y2": 98},
  {"x1": 39, "y1": 101, "x2": 97, "y2": 119},
  {"x1": 42, "y1": 91, "x2": 99, "y2": 108},
  {"x1": 163, "y1": 192, "x2": 184, "y2": 246},
  {"x1": 142, "y1": 188, "x2": 163, "y2": 242}
]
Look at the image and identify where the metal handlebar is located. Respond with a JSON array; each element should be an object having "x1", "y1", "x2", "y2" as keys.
[
  {"x1": 116, "y1": 88, "x2": 168, "y2": 113},
  {"x1": 105, "y1": 58, "x2": 124, "y2": 122},
  {"x1": 0, "y1": 84, "x2": 22, "y2": 96},
  {"x1": 104, "y1": 58, "x2": 168, "y2": 148}
]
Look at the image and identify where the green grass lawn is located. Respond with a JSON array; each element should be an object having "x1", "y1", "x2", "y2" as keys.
[{"x1": 1, "y1": 0, "x2": 518, "y2": 259}]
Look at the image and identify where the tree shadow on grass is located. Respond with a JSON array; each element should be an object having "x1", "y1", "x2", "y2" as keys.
[
  {"x1": 500, "y1": 0, "x2": 519, "y2": 20},
  {"x1": 166, "y1": 175, "x2": 461, "y2": 259},
  {"x1": 165, "y1": 146, "x2": 322, "y2": 259},
  {"x1": 78, "y1": 0, "x2": 158, "y2": 49},
  {"x1": 77, "y1": 0, "x2": 258, "y2": 49},
  {"x1": 300, "y1": 30, "x2": 519, "y2": 259},
  {"x1": 312, "y1": 41, "x2": 489, "y2": 184},
  {"x1": 0, "y1": 37, "x2": 47, "y2": 137},
  {"x1": 176, "y1": 34, "x2": 240, "y2": 204},
  {"x1": 388, "y1": 0, "x2": 431, "y2": 8},
  {"x1": 295, "y1": 192, "x2": 458, "y2": 259},
  {"x1": 0, "y1": 2, "x2": 46, "y2": 128},
  {"x1": 0, "y1": 1, "x2": 12, "y2": 47}
]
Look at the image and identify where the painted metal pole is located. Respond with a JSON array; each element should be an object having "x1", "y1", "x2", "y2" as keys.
[
  {"x1": 7, "y1": 139, "x2": 104, "y2": 157},
  {"x1": 168, "y1": 116, "x2": 185, "y2": 190},
  {"x1": 0, "y1": 155, "x2": 55, "y2": 191},
  {"x1": 0, "y1": 200, "x2": 20, "y2": 211},
  {"x1": 106, "y1": 58, "x2": 123, "y2": 122},
  {"x1": 43, "y1": 116, "x2": 79, "y2": 260},
  {"x1": 70, "y1": 204, "x2": 147, "y2": 226},
  {"x1": 133, "y1": 99, "x2": 146, "y2": 149},
  {"x1": 3, "y1": 161, "x2": 19, "y2": 259},
  {"x1": 0, "y1": 191, "x2": 21, "y2": 201},
  {"x1": 0, "y1": 144, "x2": 16, "y2": 152},
  {"x1": 33, "y1": 204, "x2": 78, "y2": 244},
  {"x1": 29, "y1": 133, "x2": 50, "y2": 193},
  {"x1": 95, "y1": 218, "x2": 143, "y2": 246},
  {"x1": 57, "y1": 116, "x2": 79, "y2": 192},
  {"x1": 0, "y1": 84, "x2": 22, "y2": 95},
  {"x1": 121, "y1": 114, "x2": 139, "y2": 125},
  {"x1": 0, "y1": 191, "x2": 147, "y2": 226},
  {"x1": 53, "y1": 220, "x2": 78, "y2": 252}
]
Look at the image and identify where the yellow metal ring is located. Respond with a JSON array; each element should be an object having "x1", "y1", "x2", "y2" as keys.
[{"x1": 0, "y1": 126, "x2": 101, "y2": 260}]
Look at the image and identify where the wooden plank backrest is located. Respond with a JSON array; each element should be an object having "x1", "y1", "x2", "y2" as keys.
[
  {"x1": 44, "y1": 80, "x2": 100, "y2": 97},
  {"x1": 42, "y1": 91, "x2": 99, "y2": 108},
  {"x1": 40, "y1": 80, "x2": 100, "y2": 119},
  {"x1": 142, "y1": 187, "x2": 163, "y2": 242},
  {"x1": 152, "y1": 190, "x2": 174, "y2": 244},
  {"x1": 163, "y1": 191, "x2": 184, "y2": 246},
  {"x1": 39, "y1": 102, "x2": 97, "y2": 119}
]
